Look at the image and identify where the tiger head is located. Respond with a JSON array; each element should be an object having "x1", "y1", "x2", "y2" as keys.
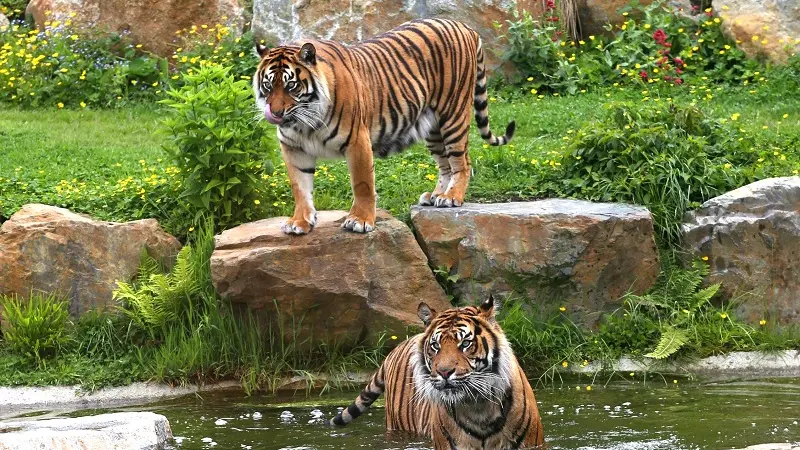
[
  {"x1": 253, "y1": 42, "x2": 329, "y2": 129},
  {"x1": 414, "y1": 296, "x2": 514, "y2": 405}
]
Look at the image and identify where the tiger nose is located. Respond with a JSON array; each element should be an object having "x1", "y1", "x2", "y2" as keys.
[
  {"x1": 272, "y1": 108, "x2": 284, "y2": 118},
  {"x1": 437, "y1": 368, "x2": 455, "y2": 379}
]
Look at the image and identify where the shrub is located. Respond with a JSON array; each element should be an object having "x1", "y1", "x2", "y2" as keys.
[
  {"x1": 171, "y1": 27, "x2": 260, "y2": 82},
  {"x1": 501, "y1": 0, "x2": 766, "y2": 93},
  {"x1": 0, "y1": 0, "x2": 26, "y2": 20},
  {"x1": 0, "y1": 20, "x2": 165, "y2": 108},
  {"x1": 0, "y1": 291, "x2": 70, "y2": 363},
  {"x1": 160, "y1": 64, "x2": 275, "y2": 229},
  {"x1": 540, "y1": 102, "x2": 756, "y2": 247}
]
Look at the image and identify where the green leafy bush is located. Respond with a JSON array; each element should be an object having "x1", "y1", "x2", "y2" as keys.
[
  {"x1": 0, "y1": 0, "x2": 26, "y2": 20},
  {"x1": 171, "y1": 27, "x2": 260, "y2": 82},
  {"x1": 542, "y1": 102, "x2": 755, "y2": 247},
  {"x1": 501, "y1": 0, "x2": 766, "y2": 93},
  {"x1": 0, "y1": 20, "x2": 166, "y2": 108},
  {"x1": 160, "y1": 64, "x2": 274, "y2": 229},
  {"x1": 0, "y1": 292, "x2": 70, "y2": 363}
]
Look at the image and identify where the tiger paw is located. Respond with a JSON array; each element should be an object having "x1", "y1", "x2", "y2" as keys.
[
  {"x1": 342, "y1": 213, "x2": 375, "y2": 233},
  {"x1": 433, "y1": 194, "x2": 463, "y2": 208},
  {"x1": 418, "y1": 192, "x2": 435, "y2": 206},
  {"x1": 281, "y1": 213, "x2": 317, "y2": 235}
]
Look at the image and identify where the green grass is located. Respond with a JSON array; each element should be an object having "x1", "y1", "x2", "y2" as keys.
[
  {"x1": 1, "y1": 73, "x2": 799, "y2": 390},
  {"x1": 2, "y1": 80, "x2": 797, "y2": 232}
]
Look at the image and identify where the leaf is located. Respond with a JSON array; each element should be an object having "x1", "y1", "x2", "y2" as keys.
[{"x1": 645, "y1": 328, "x2": 688, "y2": 360}]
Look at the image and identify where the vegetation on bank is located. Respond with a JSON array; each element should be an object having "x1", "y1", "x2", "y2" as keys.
[{"x1": 1, "y1": 0, "x2": 799, "y2": 391}]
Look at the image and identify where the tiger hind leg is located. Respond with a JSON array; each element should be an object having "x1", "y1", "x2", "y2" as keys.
[
  {"x1": 418, "y1": 126, "x2": 453, "y2": 206},
  {"x1": 431, "y1": 118, "x2": 471, "y2": 208}
]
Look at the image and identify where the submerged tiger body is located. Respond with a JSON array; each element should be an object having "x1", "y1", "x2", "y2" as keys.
[
  {"x1": 253, "y1": 19, "x2": 515, "y2": 235},
  {"x1": 331, "y1": 298, "x2": 544, "y2": 450}
]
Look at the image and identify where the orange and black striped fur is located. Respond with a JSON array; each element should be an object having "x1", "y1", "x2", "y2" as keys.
[
  {"x1": 331, "y1": 297, "x2": 544, "y2": 450},
  {"x1": 254, "y1": 19, "x2": 514, "y2": 235}
]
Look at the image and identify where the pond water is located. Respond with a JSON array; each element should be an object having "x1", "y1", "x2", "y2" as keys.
[{"x1": 30, "y1": 377, "x2": 800, "y2": 449}]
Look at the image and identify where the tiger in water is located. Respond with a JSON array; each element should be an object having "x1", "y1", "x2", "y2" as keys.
[
  {"x1": 253, "y1": 18, "x2": 515, "y2": 235},
  {"x1": 331, "y1": 297, "x2": 545, "y2": 449}
]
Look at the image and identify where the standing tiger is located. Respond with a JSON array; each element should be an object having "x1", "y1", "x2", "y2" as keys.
[
  {"x1": 253, "y1": 19, "x2": 515, "y2": 235},
  {"x1": 331, "y1": 297, "x2": 545, "y2": 450}
]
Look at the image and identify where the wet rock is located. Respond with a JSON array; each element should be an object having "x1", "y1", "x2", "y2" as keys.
[
  {"x1": 251, "y1": 0, "x2": 548, "y2": 69},
  {"x1": 0, "y1": 204, "x2": 181, "y2": 316},
  {"x1": 210, "y1": 210, "x2": 450, "y2": 344},
  {"x1": 410, "y1": 200, "x2": 660, "y2": 324},
  {"x1": 714, "y1": 0, "x2": 800, "y2": 63},
  {"x1": 728, "y1": 444, "x2": 800, "y2": 450},
  {"x1": 25, "y1": 0, "x2": 245, "y2": 57},
  {"x1": 682, "y1": 176, "x2": 800, "y2": 325},
  {"x1": 0, "y1": 412, "x2": 172, "y2": 450}
]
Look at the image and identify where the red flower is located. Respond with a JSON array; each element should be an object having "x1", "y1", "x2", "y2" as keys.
[
  {"x1": 705, "y1": 10, "x2": 713, "y2": 17},
  {"x1": 546, "y1": 0, "x2": 556, "y2": 10},
  {"x1": 673, "y1": 57, "x2": 684, "y2": 66},
  {"x1": 674, "y1": 78, "x2": 683, "y2": 85},
  {"x1": 664, "y1": 75, "x2": 672, "y2": 81},
  {"x1": 675, "y1": 67, "x2": 683, "y2": 74},
  {"x1": 640, "y1": 71, "x2": 649, "y2": 80},
  {"x1": 653, "y1": 29, "x2": 668, "y2": 45}
]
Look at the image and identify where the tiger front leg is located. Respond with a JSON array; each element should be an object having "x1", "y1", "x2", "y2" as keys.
[
  {"x1": 281, "y1": 144, "x2": 318, "y2": 235},
  {"x1": 343, "y1": 130, "x2": 376, "y2": 233}
]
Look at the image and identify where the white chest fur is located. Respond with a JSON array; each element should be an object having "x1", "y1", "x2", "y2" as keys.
[{"x1": 277, "y1": 125, "x2": 344, "y2": 159}]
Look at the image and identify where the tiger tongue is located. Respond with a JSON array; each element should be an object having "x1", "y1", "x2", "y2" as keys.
[{"x1": 264, "y1": 104, "x2": 283, "y2": 125}]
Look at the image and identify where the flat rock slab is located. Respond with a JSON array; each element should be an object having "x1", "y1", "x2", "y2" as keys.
[
  {"x1": 0, "y1": 412, "x2": 172, "y2": 450},
  {"x1": 411, "y1": 200, "x2": 660, "y2": 324},
  {"x1": 0, "y1": 204, "x2": 181, "y2": 316},
  {"x1": 682, "y1": 177, "x2": 800, "y2": 325},
  {"x1": 728, "y1": 444, "x2": 800, "y2": 450},
  {"x1": 210, "y1": 210, "x2": 450, "y2": 344},
  {"x1": 572, "y1": 350, "x2": 800, "y2": 377}
]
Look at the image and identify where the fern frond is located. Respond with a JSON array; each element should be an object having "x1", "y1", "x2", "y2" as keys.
[
  {"x1": 137, "y1": 248, "x2": 164, "y2": 281},
  {"x1": 645, "y1": 327, "x2": 688, "y2": 359},
  {"x1": 692, "y1": 283, "x2": 721, "y2": 311}
]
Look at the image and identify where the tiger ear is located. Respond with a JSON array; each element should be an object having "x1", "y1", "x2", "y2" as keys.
[
  {"x1": 479, "y1": 295, "x2": 497, "y2": 321},
  {"x1": 417, "y1": 302, "x2": 438, "y2": 326},
  {"x1": 299, "y1": 42, "x2": 316, "y2": 65},
  {"x1": 255, "y1": 43, "x2": 269, "y2": 58}
]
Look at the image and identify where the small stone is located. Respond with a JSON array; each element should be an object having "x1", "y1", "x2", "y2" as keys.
[
  {"x1": 214, "y1": 419, "x2": 227, "y2": 426},
  {"x1": 252, "y1": 412, "x2": 262, "y2": 420}
]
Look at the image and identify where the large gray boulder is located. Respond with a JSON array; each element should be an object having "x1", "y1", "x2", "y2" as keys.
[
  {"x1": 0, "y1": 12, "x2": 9, "y2": 30},
  {"x1": 210, "y1": 210, "x2": 451, "y2": 345},
  {"x1": 251, "y1": 0, "x2": 549, "y2": 69},
  {"x1": 0, "y1": 204, "x2": 181, "y2": 317},
  {"x1": 682, "y1": 176, "x2": 800, "y2": 325},
  {"x1": 0, "y1": 412, "x2": 172, "y2": 450},
  {"x1": 410, "y1": 200, "x2": 660, "y2": 324}
]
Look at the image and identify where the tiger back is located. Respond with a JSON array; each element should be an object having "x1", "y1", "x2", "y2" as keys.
[{"x1": 331, "y1": 297, "x2": 545, "y2": 450}]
